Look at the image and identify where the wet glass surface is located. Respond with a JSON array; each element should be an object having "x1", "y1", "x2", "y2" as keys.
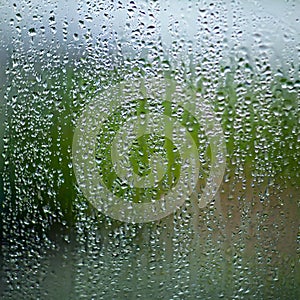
[{"x1": 0, "y1": 1, "x2": 299, "y2": 299}]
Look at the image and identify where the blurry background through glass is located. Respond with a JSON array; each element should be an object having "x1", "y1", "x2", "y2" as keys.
[{"x1": 0, "y1": 0, "x2": 299, "y2": 299}]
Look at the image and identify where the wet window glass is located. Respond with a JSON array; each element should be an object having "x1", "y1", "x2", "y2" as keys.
[{"x1": 0, "y1": 0, "x2": 299, "y2": 299}]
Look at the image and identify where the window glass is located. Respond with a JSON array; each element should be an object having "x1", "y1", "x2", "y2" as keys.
[{"x1": 0, "y1": 1, "x2": 299, "y2": 299}]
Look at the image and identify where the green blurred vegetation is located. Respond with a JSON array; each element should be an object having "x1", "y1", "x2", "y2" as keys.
[{"x1": 1, "y1": 58, "x2": 299, "y2": 230}]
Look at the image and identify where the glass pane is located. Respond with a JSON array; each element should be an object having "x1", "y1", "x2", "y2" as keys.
[{"x1": 0, "y1": 0, "x2": 299, "y2": 299}]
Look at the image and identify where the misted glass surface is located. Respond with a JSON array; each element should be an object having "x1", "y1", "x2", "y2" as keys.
[{"x1": 0, "y1": 0, "x2": 299, "y2": 299}]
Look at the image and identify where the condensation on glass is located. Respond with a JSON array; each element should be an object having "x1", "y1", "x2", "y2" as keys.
[{"x1": 0, "y1": 0, "x2": 299, "y2": 299}]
